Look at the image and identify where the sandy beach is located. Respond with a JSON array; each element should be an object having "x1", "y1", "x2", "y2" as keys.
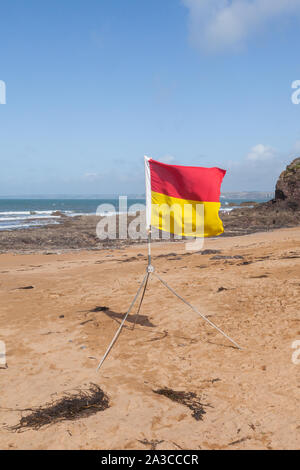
[{"x1": 0, "y1": 226, "x2": 299, "y2": 450}]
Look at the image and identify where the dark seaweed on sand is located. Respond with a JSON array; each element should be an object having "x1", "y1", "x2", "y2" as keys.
[
  {"x1": 138, "y1": 439, "x2": 164, "y2": 450},
  {"x1": 153, "y1": 387, "x2": 211, "y2": 421},
  {"x1": 9, "y1": 384, "x2": 109, "y2": 432}
]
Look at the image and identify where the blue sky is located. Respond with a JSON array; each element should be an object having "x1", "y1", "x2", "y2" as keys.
[{"x1": 1, "y1": 0, "x2": 300, "y2": 195}]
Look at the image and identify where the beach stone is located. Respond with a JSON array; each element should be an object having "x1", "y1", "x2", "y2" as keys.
[
  {"x1": 211, "y1": 255, "x2": 244, "y2": 260},
  {"x1": 51, "y1": 211, "x2": 65, "y2": 217},
  {"x1": 199, "y1": 249, "x2": 221, "y2": 255},
  {"x1": 217, "y1": 287, "x2": 228, "y2": 292}
]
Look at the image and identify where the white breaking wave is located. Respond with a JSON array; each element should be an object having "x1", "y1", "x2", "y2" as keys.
[
  {"x1": 0, "y1": 210, "x2": 60, "y2": 215},
  {"x1": 0, "y1": 215, "x2": 61, "y2": 221},
  {"x1": 0, "y1": 220, "x2": 60, "y2": 231},
  {"x1": 0, "y1": 209, "x2": 66, "y2": 231}
]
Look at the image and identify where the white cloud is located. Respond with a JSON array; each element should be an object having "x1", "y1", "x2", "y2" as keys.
[
  {"x1": 246, "y1": 144, "x2": 278, "y2": 161},
  {"x1": 182, "y1": 0, "x2": 300, "y2": 53},
  {"x1": 222, "y1": 142, "x2": 292, "y2": 190}
]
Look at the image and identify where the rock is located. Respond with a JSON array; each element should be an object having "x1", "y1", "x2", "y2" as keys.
[
  {"x1": 199, "y1": 249, "x2": 222, "y2": 255},
  {"x1": 90, "y1": 306, "x2": 109, "y2": 312},
  {"x1": 275, "y1": 158, "x2": 300, "y2": 209},
  {"x1": 51, "y1": 211, "x2": 66, "y2": 217},
  {"x1": 239, "y1": 201, "x2": 258, "y2": 206},
  {"x1": 217, "y1": 287, "x2": 228, "y2": 292},
  {"x1": 211, "y1": 255, "x2": 244, "y2": 260}
]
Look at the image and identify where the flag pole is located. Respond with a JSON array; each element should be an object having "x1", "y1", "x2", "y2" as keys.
[
  {"x1": 147, "y1": 228, "x2": 151, "y2": 268},
  {"x1": 144, "y1": 156, "x2": 154, "y2": 273}
]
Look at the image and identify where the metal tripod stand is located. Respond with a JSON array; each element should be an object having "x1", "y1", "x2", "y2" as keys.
[{"x1": 96, "y1": 231, "x2": 242, "y2": 372}]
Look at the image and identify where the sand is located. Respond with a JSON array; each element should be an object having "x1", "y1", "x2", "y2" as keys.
[{"x1": 0, "y1": 227, "x2": 299, "y2": 450}]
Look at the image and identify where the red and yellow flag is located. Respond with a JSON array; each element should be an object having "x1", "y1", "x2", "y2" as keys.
[{"x1": 145, "y1": 157, "x2": 226, "y2": 237}]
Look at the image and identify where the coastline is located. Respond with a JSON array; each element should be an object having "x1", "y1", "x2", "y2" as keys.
[{"x1": 0, "y1": 204, "x2": 300, "y2": 254}]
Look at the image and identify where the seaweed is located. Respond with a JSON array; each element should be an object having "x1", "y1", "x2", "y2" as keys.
[
  {"x1": 153, "y1": 387, "x2": 211, "y2": 421},
  {"x1": 8, "y1": 383, "x2": 109, "y2": 432},
  {"x1": 138, "y1": 439, "x2": 164, "y2": 450}
]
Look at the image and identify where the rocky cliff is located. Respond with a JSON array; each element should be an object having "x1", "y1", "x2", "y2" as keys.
[
  {"x1": 220, "y1": 158, "x2": 300, "y2": 235},
  {"x1": 274, "y1": 158, "x2": 300, "y2": 210}
]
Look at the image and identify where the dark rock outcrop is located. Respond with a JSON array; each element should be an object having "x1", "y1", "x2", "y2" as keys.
[
  {"x1": 220, "y1": 158, "x2": 300, "y2": 235},
  {"x1": 274, "y1": 158, "x2": 300, "y2": 209}
]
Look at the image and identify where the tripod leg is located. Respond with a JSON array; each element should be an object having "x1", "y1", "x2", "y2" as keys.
[
  {"x1": 96, "y1": 273, "x2": 148, "y2": 371},
  {"x1": 154, "y1": 272, "x2": 242, "y2": 350},
  {"x1": 132, "y1": 272, "x2": 150, "y2": 331}
]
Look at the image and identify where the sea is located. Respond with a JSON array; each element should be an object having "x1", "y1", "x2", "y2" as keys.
[{"x1": 0, "y1": 196, "x2": 271, "y2": 231}]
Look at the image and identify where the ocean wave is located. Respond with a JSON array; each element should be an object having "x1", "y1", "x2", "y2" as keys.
[
  {"x1": 0, "y1": 210, "x2": 75, "y2": 216},
  {"x1": 220, "y1": 206, "x2": 239, "y2": 212},
  {"x1": 0, "y1": 220, "x2": 60, "y2": 231},
  {"x1": 0, "y1": 215, "x2": 61, "y2": 221}
]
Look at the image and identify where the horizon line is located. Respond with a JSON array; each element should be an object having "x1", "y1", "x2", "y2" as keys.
[{"x1": 0, "y1": 191, "x2": 275, "y2": 199}]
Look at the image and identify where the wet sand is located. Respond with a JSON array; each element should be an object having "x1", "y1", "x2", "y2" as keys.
[{"x1": 0, "y1": 227, "x2": 299, "y2": 449}]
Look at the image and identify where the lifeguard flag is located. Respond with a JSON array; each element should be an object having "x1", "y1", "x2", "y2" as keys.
[{"x1": 145, "y1": 157, "x2": 226, "y2": 237}]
